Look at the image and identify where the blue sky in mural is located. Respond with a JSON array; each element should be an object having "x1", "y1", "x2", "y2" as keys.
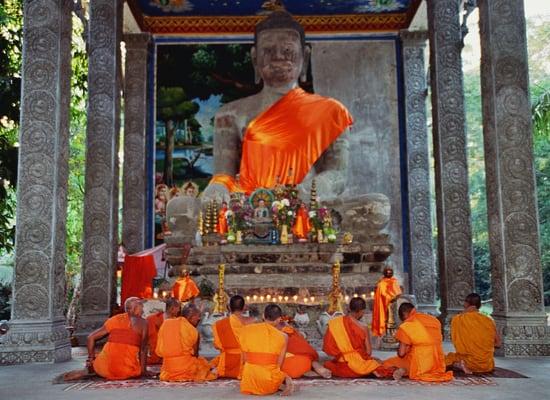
[{"x1": 139, "y1": 0, "x2": 411, "y2": 16}]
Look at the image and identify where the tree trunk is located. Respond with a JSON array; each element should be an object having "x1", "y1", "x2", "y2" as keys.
[{"x1": 164, "y1": 119, "x2": 175, "y2": 186}]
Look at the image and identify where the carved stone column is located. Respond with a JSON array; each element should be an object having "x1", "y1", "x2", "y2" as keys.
[
  {"x1": 76, "y1": 0, "x2": 123, "y2": 343},
  {"x1": 401, "y1": 31, "x2": 437, "y2": 314},
  {"x1": 478, "y1": 0, "x2": 549, "y2": 356},
  {"x1": 0, "y1": 0, "x2": 72, "y2": 364},
  {"x1": 122, "y1": 33, "x2": 151, "y2": 254},
  {"x1": 427, "y1": 0, "x2": 475, "y2": 324}
]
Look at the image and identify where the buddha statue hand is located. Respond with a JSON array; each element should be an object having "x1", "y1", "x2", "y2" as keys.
[{"x1": 201, "y1": 183, "x2": 230, "y2": 205}]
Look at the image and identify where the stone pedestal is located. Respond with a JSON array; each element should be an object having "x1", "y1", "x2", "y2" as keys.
[
  {"x1": 400, "y1": 30, "x2": 438, "y2": 314},
  {"x1": 0, "y1": 0, "x2": 72, "y2": 364},
  {"x1": 427, "y1": 0, "x2": 475, "y2": 324},
  {"x1": 76, "y1": 0, "x2": 123, "y2": 344},
  {"x1": 478, "y1": 0, "x2": 549, "y2": 356}
]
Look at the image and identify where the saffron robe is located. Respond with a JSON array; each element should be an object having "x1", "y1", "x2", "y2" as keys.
[
  {"x1": 292, "y1": 206, "x2": 311, "y2": 240},
  {"x1": 445, "y1": 311, "x2": 497, "y2": 372},
  {"x1": 383, "y1": 310, "x2": 453, "y2": 382},
  {"x1": 93, "y1": 313, "x2": 142, "y2": 380},
  {"x1": 281, "y1": 326, "x2": 319, "y2": 378},
  {"x1": 146, "y1": 311, "x2": 164, "y2": 365},
  {"x1": 240, "y1": 322, "x2": 287, "y2": 395},
  {"x1": 372, "y1": 276, "x2": 402, "y2": 337},
  {"x1": 323, "y1": 315, "x2": 380, "y2": 377},
  {"x1": 211, "y1": 314, "x2": 244, "y2": 378},
  {"x1": 210, "y1": 88, "x2": 353, "y2": 194},
  {"x1": 156, "y1": 317, "x2": 216, "y2": 382},
  {"x1": 217, "y1": 206, "x2": 229, "y2": 235},
  {"x1": 172, "y1": 276, "x2": 200, "y2": 302}
]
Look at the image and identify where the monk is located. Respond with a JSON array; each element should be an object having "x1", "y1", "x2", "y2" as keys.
[
  {"x1": 155, "y1": 304, "x2": 216, "y2": 382},
  {"x1": 211, "y1": 295, "x2": 256, "y2": 378},
  {"x1": 278, "y1": 322, "x2": 331, "y2": 379},
  {"x1": 87, "y1": 297, "x2": 148, "y2": 380},
  {"x1": 172, "y1": 269, "x2": 200, "y2": 302},
  {"x1": 292, "y1": 203, "x2": 311, "y2": 241},
  {"x1": 146, "y1": 297, "x2": 181, "y2": 365},
  {"x1": 202, "y1": 10, "x2": 352, "y2": 202},
  {"x1": 240, "y1": 303, "x2": 295, "y2": 396},
  {"x1": 372, "y1": 267, "x2": 402, "y2": 348},
  {"x1": 323, "y1": 297, "x2": 388, "y2": 378},
  {"x1": 383, "y1": 302, "x2": 453, "y2": 382},
  {"x1": 217, "y1": 201, "x2": 229, "y2": 235},
  {"x1": 445, "y1": 293, "x2": 501, "y2": 374}
]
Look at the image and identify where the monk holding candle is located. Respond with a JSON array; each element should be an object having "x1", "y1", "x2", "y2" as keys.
[{"x1": 146, "y1": 297, "x2": 181, "y2": 365}]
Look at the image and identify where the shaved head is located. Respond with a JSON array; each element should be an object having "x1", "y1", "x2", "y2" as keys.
[
  {"x1": 465, "y1": 293, "x2": 482, "y2": 309},
  {"x1": 398, "y1": 302, "x2": 415, "y2": 322},
  {"x1": 182, "y1": 303, "x2": 202, "y2": 327},
  {"x1": 124, "y1": 297, "x2": 141, "y2": 312}
]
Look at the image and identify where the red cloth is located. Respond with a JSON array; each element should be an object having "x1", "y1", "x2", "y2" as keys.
[{"x1": 121, "y1": 254, "x2": 157, "y2": 305}]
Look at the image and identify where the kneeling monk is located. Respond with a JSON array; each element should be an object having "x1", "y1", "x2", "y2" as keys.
[
  {"x1": 445, "y1": 293, "x2": 501, "y2": 373},
  {"x1": 87, "y1": 297, "x2": 148, "y2": 380},
  {"x1": 156, "y1": 304, "x2": 216, "y2": 382},
  {"x1": 383, "y1": 302, "x2": 453, "y2": 382},
  {"x1": 240, "y1": 304, "x2": 295, "y2": 396},
  {"x1": 323, "y1": 297, "x2": 385, "y2": 378},
  {"x1": 211, "y1": 295, "x2": 255, "y2": 378},
  {"x1": 146, "y1": 297, "x2": 181, "y2": 365}
]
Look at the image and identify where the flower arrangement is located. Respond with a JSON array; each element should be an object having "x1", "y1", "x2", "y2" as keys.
[
  {"x1": 271, "y1": 198, "x2": 295, "y2": 227},
  {"x1": 228, "y1": 196, "x2": 254, "y2": 232}
]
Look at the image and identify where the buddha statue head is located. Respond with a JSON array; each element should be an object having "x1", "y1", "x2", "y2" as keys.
[{"x1": 252, "y1": 11, "x2": 311, "y2": 87}]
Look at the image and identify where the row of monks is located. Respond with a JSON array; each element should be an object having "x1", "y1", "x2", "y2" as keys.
[{"x1": 84, "y1": 293, "x2": 500, "y2": 396}]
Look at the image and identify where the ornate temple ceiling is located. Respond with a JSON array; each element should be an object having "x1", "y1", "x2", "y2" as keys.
[{"x1": 127, "y1": 0, "x2": 422, "y2": 35}]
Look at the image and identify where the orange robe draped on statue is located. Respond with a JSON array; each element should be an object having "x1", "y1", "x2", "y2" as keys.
[
  {"x1": 210, "y1": 314, "x2": 244, "y2": 378},
  {"x1": 240, "y1": 322, "x2": 287, "y2": 395},
  {"x1": 93, "y1": 313, "x2": 142, "y2": 380},
  {"x1": 281, "y1": 326, "x2": 319, "y2": 378},
  {"x1": 155, "y1": 317, "x2": 216, "y2": 382},
  {"x1": 172, "y1": 276, "x2": 200, "y2": 302},
  {"x1": 210, "y1": 88, "x2": 353, "y2": 194},
  {"x1": 323, "y1": 315, "x2": 380, "y2": 378},
  {"x1": 372, "y1": 276, "x2": 402, "y2": 337},
  {"x1": 445, "y1": 311, "x2": 497, "y2": 373},
  {"x1": 146, "y1": 311, "x2": 164, "y2": 365},
  {"x1": 383, "y1": 310, "x2": 453, "y2": 382}
]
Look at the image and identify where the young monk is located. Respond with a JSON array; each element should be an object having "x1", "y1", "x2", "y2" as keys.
[
  {"x1": 240, "y1": 303, "x2": 295, "y2": 396},
  {"x1": 146, "y1": 297, "x2": 181, "y2": 365},
  {"x1": 87, "y1": 297, "x2": 148, "y2": 380},
  {"x1": 323, "y1": 297, "x2": 389, "y2": 378},
  {"x1": 278, "y1": 322, "x2": 331, "y2": 379},
  {"x1": 445, "y1": 293, "x2": 501, "y2": 374},
  {"x1": 383, "y1": 302, "x2": 453, "y2": 382},
  {"x1": 210, "y1": 295, "x2": 256, "y2": 378},
  {"x1": 156, "y1": 304, "x2": 216, "y2": 382}
]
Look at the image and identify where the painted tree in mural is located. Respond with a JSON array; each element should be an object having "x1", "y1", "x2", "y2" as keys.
[{"x1": 157, "y1": 87, "x2": 200, "y2": 186}]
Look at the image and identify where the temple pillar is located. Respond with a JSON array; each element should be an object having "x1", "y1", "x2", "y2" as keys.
[
  {"x1": 478, "y1": 0, "x2": 549, "y2": 356},
  {"x1": 122, "y1": 33, "x2": 151, "y2": 254},
  {"x1": 0, "y1": 0, "x2": 72, "y2": 364},
  {"x1": 427, "y1": 0, "x2": 475, "y2": 324},
  {"x1": 400, "y1": 31, "x2": 438, "y2": 314},
  {"x1": 76, "y1": 0, "x2": 123, "y2": 343}
]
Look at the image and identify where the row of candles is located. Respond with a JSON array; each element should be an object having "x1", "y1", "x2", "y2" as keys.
[{"x1": 243, "y1": 292, "x2": 375, "y2": 304}]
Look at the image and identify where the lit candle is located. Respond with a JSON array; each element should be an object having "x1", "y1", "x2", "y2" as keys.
[
  {"x1": 304, "y1": 297, "x2": 308, "y2": 303},
  {"x1": 293, "y1": 295, "x2": 298, "y2": 302},
  {"x1": 161, "y1": 290, "x2": 167, "y2": 299},
  {"x1": 284, "y1": 296, "x2": 289, "y2": 302},
  {"x1": 266, "y1": 294, "x2": 271, "y2": 301},
  {"x1": 353, "y1": 293, "x2": 358, "y2": 298},
  {"x1": 310, "y1": 296, "x2": 315, "y2": 303},
  {"x1": 253, "y1": 294, "x2": 258, "y2": 302},
  {"x1": 345, "y1": 295, "x2": 350, "y2": 302},
  {"x1": 260, "y1": 295, "x2": 265, "y2": 302},
  {"x1": 153, "y1": 292, "x2": 158, "y2": 299},
  {"x1": 246, "y1": 295, "x2": 250, "y2": 302},
  {"x1": 370, "y1": 291, "x2": 375, "y2": 298},
  {"x1": 278, "y1": 295, "x2": 283, "y2": 302},
  {"x1": 361, "y1": 294, "x2": 367, "y2": 300}
]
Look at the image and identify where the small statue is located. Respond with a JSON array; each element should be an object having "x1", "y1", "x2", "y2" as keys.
[
  {"x1": 253, "y1": 199, "x2": 270, "y2": 221},
  {"x1": 217, "y1": 201, "x2": 229, "y2": 235},
  {"x1": 292, "y1": 202, "x2": 311, "y2": 242}
]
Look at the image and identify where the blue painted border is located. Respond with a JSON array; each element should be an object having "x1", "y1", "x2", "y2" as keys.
[{"x1": 145, "y1": 41, "x2": 157, "y2": 248}]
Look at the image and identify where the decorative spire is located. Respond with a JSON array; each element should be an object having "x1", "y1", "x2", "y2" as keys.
[{"x1": 310, "y1": 178, "x2": 317, "y2": 209}]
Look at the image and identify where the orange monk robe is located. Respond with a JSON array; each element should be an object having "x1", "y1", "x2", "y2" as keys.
[
  {"x1": 146, "y1": 311, "x2": 164, "y2": 365},
  {"x1": 217, "y1": 206, "x2": 229, "y2": 235},
  {"x1": 210, "y1": 314, "x2": 245, "y2": 378},
  {"x1": 281, "y1": 326, "x2": 319, "y2": 378},
  {"x1": 383, "y1": 310, "x2": 453, "y2": 382},
  {"x1": 372, "y1": 276, "x2": 402, "y2": 337},
  {"x1": 93, "y1": 313, "x2": 142, "y2": 380},
  {"x1": 292, "y1": 206, "x2": 311, "y2": 240},
  {"x1": 156, "y1": 317, "x2": 216, "y2": 382},
  {"x1": 445, "y1": 311, "x2": 497, "y2": 373},
  {"x1": 240, "y1": 322, "x2": 287, "y2": 395},
  {"x1": 210, "y1": 88, "x2": 353, "y2": 194},
  {"x1": 172, "y1": 276, "x2": 200, "y2": 302},
  {"x1": 323, "y1": 315, "x2": 380, "y2": 378}
]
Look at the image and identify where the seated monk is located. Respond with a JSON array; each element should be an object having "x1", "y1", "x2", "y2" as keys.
[
  {"x1": 323, "y1": 297, "x2": 388, "y2": 378},
  {"x1": 87, "y1": 297, "x2": 148, "y2": 380},
  {"x1": 278, "y1": 322, "x2": 331, "y2": 379},
  {"x1": 146, "y1": 297, "x2": 181, "y2": 365},
  {"x1": 240, "y1": 303, "x2": 295, "y2": 396},
  {"x1": 383, "y1": 302, "x2": 453, "y2": 382},
  {"x1": 156, "y1": 304, "x2": 217, "y2": 382},
  {"x1": 445, "y1": 293, "x2": 501, "y2": 374},
  {"x1": 211, "y1": 295, "x2": 256, "y2": 378},
  {"x1": 172, "y1": 269, "x2": 200, "y2": 302}
]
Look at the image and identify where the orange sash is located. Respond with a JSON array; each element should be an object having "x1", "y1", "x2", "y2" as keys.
[
  {"x1": 108, "y1": 328, "x2": 141, "y2": 347},
  {"x1": 246, "y1": 352, "x2": 279, "y2": 365}
]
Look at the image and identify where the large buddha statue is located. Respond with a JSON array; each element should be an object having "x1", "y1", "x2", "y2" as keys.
[{"x1": 202, "y1": 11, "x2": 352, "y2": 203}]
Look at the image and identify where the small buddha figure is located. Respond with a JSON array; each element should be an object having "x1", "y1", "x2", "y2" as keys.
[
  {"x1": 253, "y1": 199, "x2": 270, "y2": 222},
  {"x1": 292, "y1": 202, "x2": 311, "y2": 242},
  {"x1": 217, "y1": 201, "x2": 229, "y2": 235},
  {"x1": 172, "y1": 269, "x2": 200, "y2": 303}
]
